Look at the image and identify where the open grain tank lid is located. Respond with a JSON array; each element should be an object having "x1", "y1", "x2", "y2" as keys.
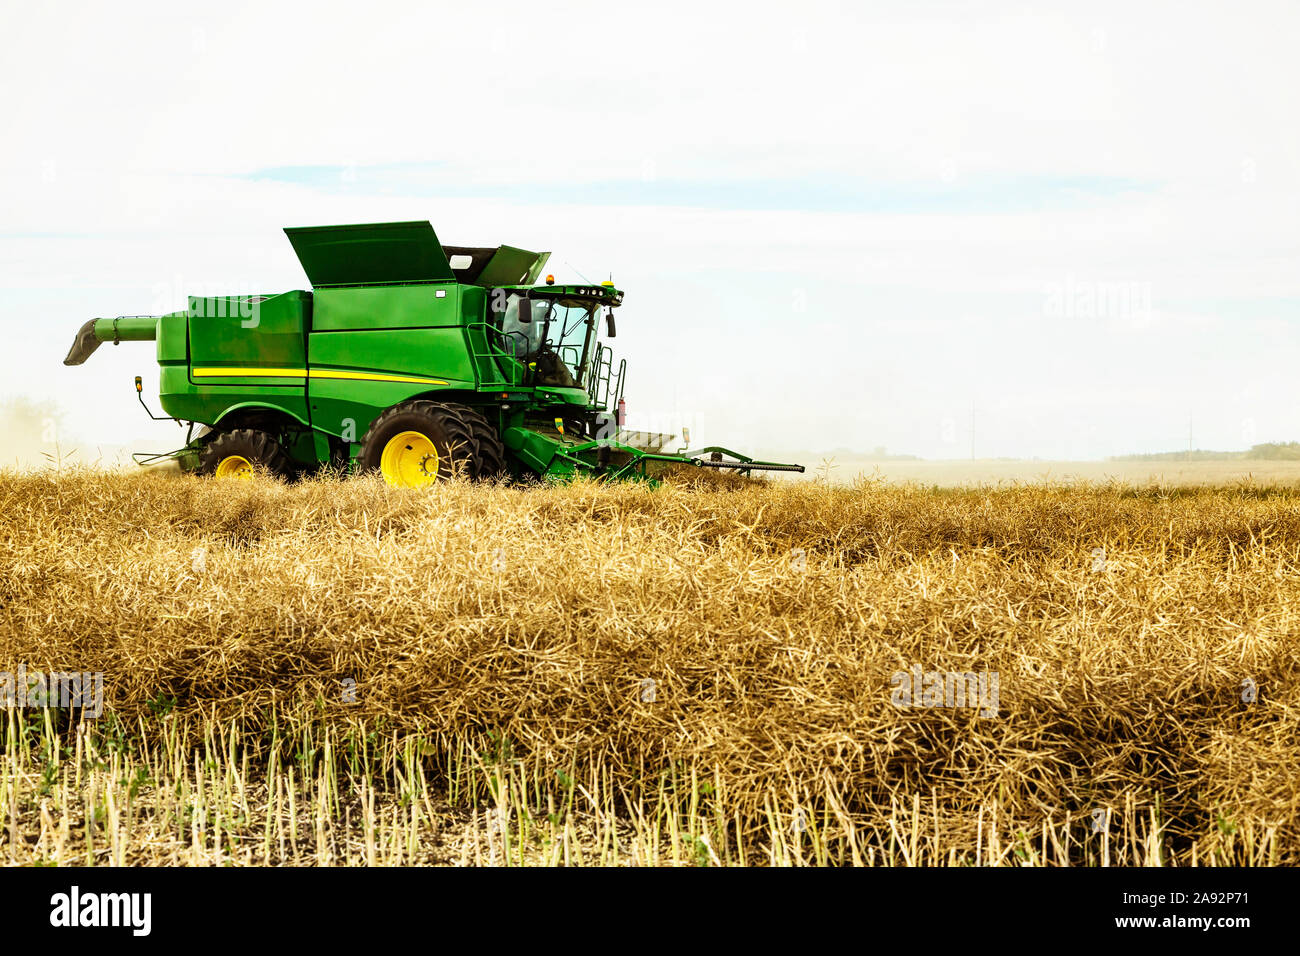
[
  {"x1": 283, "y1": 220, "x2": 456, "y2": 287},
  {"x1": 442, "y1": 245, "x2": 551, "y2": 286}
]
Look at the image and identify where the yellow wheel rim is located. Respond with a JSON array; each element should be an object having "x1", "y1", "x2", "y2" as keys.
[
  {"x1": 214, "y1": 455, "x2": 254, "y2": 480},
  {"x1": 380, "y1": 431, "x2": 440, "y2": 487}
]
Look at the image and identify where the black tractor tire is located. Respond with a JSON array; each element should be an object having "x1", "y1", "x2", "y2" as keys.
[
  {"x1": 197, "y1": 429, "x2": 293, "y2": 480},
  {"x1": 358, "y1": 400, "x2": 501, "y2": 484},
  {"x1": 457, "y1": 405, "x2": 508, "y2": 479}
]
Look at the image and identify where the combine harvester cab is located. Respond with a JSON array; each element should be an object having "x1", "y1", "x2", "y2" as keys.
[{"x1": 64, "y1": 221, "x2": 805, "y2": 484}]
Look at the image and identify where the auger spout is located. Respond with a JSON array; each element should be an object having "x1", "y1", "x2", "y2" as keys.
[{"x1": 63, "y1": 316, "x2": 159, "y2": 366}]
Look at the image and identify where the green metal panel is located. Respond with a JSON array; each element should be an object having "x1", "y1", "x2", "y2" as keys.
[
  {"x1": 536, "y1": 386, "x2": 589, "y2": 404},
  {"x1": 305, "y1": 326, "x2": 477, "y2": 439},
  {"x1": 284, "y1": 221, "x2": 454, "y2": 288},
  {"x1": 477, "y1": 245, "x2": 551, "y2": 286},
  {"x1": 502, "y1": 425, "x2": 564, "y2": 474},
  {"x1": 311, "y1": 431, "x2": 332, "y2": 464},
  {"x1": 521, "y1": 252, "x2": 552, "y2": 285},
  {"x1": 156, "y1": 311, "x2": 188, "y2": 364},
  {"x1": 160, "y1": 290, "x2": 314, "y2": 429},
  {"x1": 307, "y1": 379, "x2": 450, "y2": 442},
  {"x1": 311, "y1": 284, "x2": 459, "y2": 332},
  {"x1": 307, "y1": 328, "x2": 477, "y2": 385},
  {"x1": 187, "y1": 291, "x2": 309, "y2": 385},
  {"x1": 158, "y1": 365, "x2": 311, "y2": 429},
  {"x1": 459, "y1": 283, "x2": 486, "y2": 324}
]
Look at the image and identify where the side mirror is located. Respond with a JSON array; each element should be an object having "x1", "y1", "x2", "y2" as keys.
[
  {"x1": 605, "y1": 309, "x2": 616, "y2": 337},
  {"x1": 516, "y1": 294, "x2": 531, "y2": 323}
]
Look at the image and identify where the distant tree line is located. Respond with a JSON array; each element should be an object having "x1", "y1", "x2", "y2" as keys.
[{"x1": 1110, "y1": 442, "x2": 1300, "y2": 462}]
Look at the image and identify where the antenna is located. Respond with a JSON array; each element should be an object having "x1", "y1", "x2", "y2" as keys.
[{"x1": 564, "y1": 260, "x2": 595, "y2": 285}]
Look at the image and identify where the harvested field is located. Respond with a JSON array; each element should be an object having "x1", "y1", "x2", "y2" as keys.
[{"x1": 1, "y1": 468, "x2": 1297, "y2": 865}]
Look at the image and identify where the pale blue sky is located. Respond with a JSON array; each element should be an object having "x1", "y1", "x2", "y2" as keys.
[
  {"x1": 2, "y1": 0, "x2": 1298, "y2": 462},
  {"x1": 239, "y1": 163, "x2": 1157, "y2": 214}
]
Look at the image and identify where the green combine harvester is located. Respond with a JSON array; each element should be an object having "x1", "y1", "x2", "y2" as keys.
[{"x1": 65, "y1": 221, "x2": 803, "y2": 485}]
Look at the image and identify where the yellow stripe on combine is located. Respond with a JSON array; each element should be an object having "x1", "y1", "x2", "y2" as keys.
[
  {"x1": 309, "y1": 369, "x2": 449, "y2": 386},
  {"x1": 193, "y1": 367, "x2": 306, "y2": 378},
  {"x1": 191, "y1": 367, "x2": 448, "y2": 386}
]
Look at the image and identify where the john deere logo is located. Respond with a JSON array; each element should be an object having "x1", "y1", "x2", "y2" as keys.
[{"x1": 554, "y1": 418, "x2": 565, "y2": 436}]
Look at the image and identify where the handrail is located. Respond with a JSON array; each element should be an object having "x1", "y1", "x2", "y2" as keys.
[
  {"x1": 587, "y1": 342, "x2": 617, "y2": 408},
  {"x1": 466, "y1": 320, "x2": 611, "y2": 397},
  {"x1": 465, "y1": 321, "x2": 528, "y2": 388}
]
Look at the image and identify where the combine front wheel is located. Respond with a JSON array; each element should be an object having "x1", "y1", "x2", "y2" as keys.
[
  {"x1": 458, "y1": 406, "x2": 507, "y2": 479},
  {"x1": 359, "y1": 401, "x2": 483, "y2": 486}
]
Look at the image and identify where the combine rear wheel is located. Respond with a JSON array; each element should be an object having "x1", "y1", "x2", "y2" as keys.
[
  {"x1": 198, "y1": 429, "x2": 292, "y2": 481},
  {"x1": 359, "y1": 400, "x2": 501, "y2": 486}
]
